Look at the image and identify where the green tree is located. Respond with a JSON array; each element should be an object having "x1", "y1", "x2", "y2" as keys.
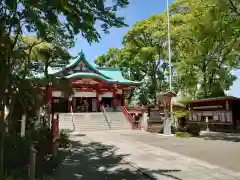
[
  {"x1": 95, "y1": 48, "x2": 146, "y2": 103},
  {"x1": 0, "y1": 0, "x2": 130, "y2": 177},
  {"x1": 170, "y1": 0, "x2": 239, "y2": 98},
  {"x1": 95, "y1": 0, "x2": 239, "y2": 104},
  {"x1": 95, "y1": 14, "x2": 171, "y2": 104}
]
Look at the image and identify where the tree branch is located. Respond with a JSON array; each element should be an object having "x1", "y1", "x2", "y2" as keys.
[{"x1": 228, "y1": 0, "x2": 240, "y2": 15}]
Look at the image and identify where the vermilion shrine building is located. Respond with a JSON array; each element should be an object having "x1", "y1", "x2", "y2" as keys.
[{"x1": 46, "y1": 57, "x2": 141, "y2": 113}]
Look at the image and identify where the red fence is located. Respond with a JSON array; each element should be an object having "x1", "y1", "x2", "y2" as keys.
[{"x1": 121, "y1": 106, "x2": 140, "y2": 129}]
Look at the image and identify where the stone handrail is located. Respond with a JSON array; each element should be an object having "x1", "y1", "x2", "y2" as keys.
[
  {"x1": 101, "y1": 105, "x2": 111, "y2": 130},
  {"x1": 70, "y1": 105, "x2": 76, "y2": 131}
]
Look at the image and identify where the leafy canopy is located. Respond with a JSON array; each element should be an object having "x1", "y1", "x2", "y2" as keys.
[
  {"x1": 2, "y1": 0, "x2": 129, "y2": 46},
  {"x1": 95, "y1": 0, "x2": 240, "y2": 105}
]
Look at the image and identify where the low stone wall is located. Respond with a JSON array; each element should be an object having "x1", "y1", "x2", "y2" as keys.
[
  {"x1": 146, "y1": 120, "x2": 164, "y2": 133},
  {"x1": 187, "y1": 121, "x2": 239, "y2": 133},
  {"x1": 138, "y1": 111, "x2": 164, "y2": 133}
]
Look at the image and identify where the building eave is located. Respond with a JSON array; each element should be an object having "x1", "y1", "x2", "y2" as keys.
[{"x1": 191, "y1": 96, "x2": 240, "y2": 103}]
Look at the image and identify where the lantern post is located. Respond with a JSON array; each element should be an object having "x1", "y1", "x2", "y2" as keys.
[{"x1": 157, "y1": 91, "x2": 176, "y2": 135}]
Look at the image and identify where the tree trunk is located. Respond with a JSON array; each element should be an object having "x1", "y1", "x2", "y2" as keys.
[
  {"x1": 127, "y1": 88, "x2": 135, "y2": 105},
  {"x1": 0, "y1": 102, "x2": 5, "y2": 179},
  {"x1": 201, "y1": 62, "x2": 208, "y2": 97},
  {"x1": 44, "y1": 64, "x2": 51, "y2": 126},
  {"x1": 152, "y1": 75, "x2": 157, "y2": 105},
  {"x1": 0, "y1": 68, "x2": 9, "y2": 179}
]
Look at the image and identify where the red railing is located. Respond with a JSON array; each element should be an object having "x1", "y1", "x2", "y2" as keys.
[
  {"x1": 51, "y1": 114, "x2": 59, "y2": 156},
  {"x1": 121, "y1": 106, "x2": 139, "y2": 129}
]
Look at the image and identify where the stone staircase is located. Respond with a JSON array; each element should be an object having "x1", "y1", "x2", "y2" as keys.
[
  {"x1": 59, "y1": 112, "x2": 110, "y2": 132},
  {"x1": 73, "y1": 113, "x2": 111, "y2": 132},
  {"x1": 58, "y1": 113, "x2": 75, "y2": 132},
  {"x1": 58, "y1": 110, "x2": 132, "y2": 132},
  {"x1": 106, "y1": 112, "x2": 132, "y2": 130}
]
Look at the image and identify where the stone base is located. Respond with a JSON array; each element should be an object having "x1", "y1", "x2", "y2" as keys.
[{"x1": 158, "y1": 133, "x2": 174, "y2": 137}]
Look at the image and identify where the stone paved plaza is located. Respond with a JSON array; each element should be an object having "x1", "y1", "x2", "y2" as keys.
[{"x1": 53, "y1": 130, "x2": 240, "y2": 180}]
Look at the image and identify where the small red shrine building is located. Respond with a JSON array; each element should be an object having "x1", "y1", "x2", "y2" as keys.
[
  {"x1": 187, "y1": 96, "x2": 240, "y2": 132},
  {"x1": 45, "y1": 55, "x2": 141, "y2": 113}
]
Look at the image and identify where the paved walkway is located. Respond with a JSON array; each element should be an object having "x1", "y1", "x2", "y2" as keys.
[
  {"x1": 52, "y1": 132, "x2": 151, "y2": 180},
  {"x1": 53, "y1": 130, "x2": 240, "y2": 180},
  {"x1": 121, "y1": 131, "x2": 240, "y2": 171}
]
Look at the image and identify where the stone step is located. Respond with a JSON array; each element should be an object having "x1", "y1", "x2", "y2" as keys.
[
  {"x1": 59, "y1": 112, "x2": 110, "y2": 132},
  {"x1": 58, "y1": 112, "x2": 132, "y2": 132},
  {"x1": 106, "y1": 112, "x2": 132, "y2": 130}
]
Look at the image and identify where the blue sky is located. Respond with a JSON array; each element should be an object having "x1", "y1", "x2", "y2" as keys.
[
  {"x1": 68, "y1": 0, "x2": 239, "y2": 97},
  {"x1": 230, "y1": 70, "x2": 240, "y2": 97},
  {"x1": 68, "y1": 0, "x2": 174, "y2": 61}
]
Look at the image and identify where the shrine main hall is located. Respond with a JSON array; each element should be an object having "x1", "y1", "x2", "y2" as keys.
[{"x1": 44, "y1": 55, "x2": 141, "y2": 113}]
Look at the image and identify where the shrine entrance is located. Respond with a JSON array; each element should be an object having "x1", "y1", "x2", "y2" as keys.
[
  {"x1": 52, "y1": 97, "x2": 68, "y2": 113},
  {"x1": 72, "y1": 97, "x2": 98, "y2": 112},
  {"x1": 101, "y1": 97, "x2": 113, "y2": 107}
]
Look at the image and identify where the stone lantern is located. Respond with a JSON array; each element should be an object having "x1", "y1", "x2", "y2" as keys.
[{"x1": 157, "y1": 91, "x2": 176, "y2": 135}]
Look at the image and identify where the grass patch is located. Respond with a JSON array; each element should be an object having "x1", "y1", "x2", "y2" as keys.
[{"x1": 175, "y1": 132, "x2": 191, "y2": 138}]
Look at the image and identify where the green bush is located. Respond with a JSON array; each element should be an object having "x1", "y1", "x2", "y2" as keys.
[
  {"x1": 175, "y1": 132, "x2": 191, "y2": 138},
  {"x1": 3, "y1": 127, "x2": 70, "y2": 178},
  {"x1": 3, "y1": 127, "x2": 53, "y2": 178},
  {"x1": 59, "y1": 130, "x2": 71, "y2": 148},
  {"x1": 171, "y1": 126, "x2": 178, "y2": 134},
  {"x1": 4, "y1": 135, "x2": 30, "y2": 178},
  {"x1": 175, "y1": 123, "x2": 201, "y2": 137},
  {"x1": 186, "y1": 124, "x2": 201, "y2": 137}
]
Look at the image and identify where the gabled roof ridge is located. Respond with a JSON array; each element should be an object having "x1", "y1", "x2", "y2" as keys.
[
  {"x1": 51, "y1": 55, "x2": 114, "y2": 80},
  {"x1": 64, "y1": 72, "x2": 117, "y2": 83},
  {"x1": 64, "y1": 72, "x2": 141, "y2": 85},
  {"x1": 46, "y1": 52, "x2": 141, "y2": 85},
  {"x1": 96, "y1": 67, "x2": 121, "y2": 71}
]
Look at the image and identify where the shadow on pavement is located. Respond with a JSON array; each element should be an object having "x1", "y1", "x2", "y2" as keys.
[{"x1": 52, "y1": 139, "x2": 182, "y2": 180}]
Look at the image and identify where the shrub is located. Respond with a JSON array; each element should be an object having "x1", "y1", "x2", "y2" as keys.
[
  {"x1": 58, "y1": 130, "x2": 71, "y2": 148},
  {"x1": 5, "y1": 126, "x2": 52, "y2": 178},
  {"x1": 171, "y1": 126, "x2": 178, "y2": 134},
  {"x1": 186, "y1": 124, "x2": 201, "y2": 137},
  {"x1": 177, "y1": 126, "x2": 187, "y2": 132},
  {"x1": 3, "y1": 127, "x2": 70, "y2": 179},
  {"x1": 175, "y1": 132, "x2": 191, "y2": 138},
  {"x1": 4, "y1": 135, "x2": 30, "y2": 178}
]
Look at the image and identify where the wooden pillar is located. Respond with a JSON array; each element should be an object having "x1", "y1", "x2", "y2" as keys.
[
  {"x1": 48, "y1": 84, "x2": 52, "y2": 113},
  {"x1": 47, "y1": 84, "x2": 53, "y2": 125},
  {"x1": 51, "y1": 114, "x2": 57, "y2": 139},
  {"x1": 122, "y1": 90, "x2": 125, "y2": 106},
  {"x1": 113, "y1": 89, "x2": 118, "y2": 108},
  {"x1": 51, "y1": 114, "x2": 59, "y2": 156},
  {"x1": 68, "y1": 97, "x2": 72, "y2": 112},
  {"x1": 96, "y1": 88, "x2": 100, "y2": 111},
  {"x1": 72, "y1": 97, "x2": 76, "y2": 112},
  {"x1": 123, "y1": 88, "x2": 129, "y2": 106}
]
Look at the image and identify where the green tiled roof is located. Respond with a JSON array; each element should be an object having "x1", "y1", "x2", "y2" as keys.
[
  {"x1": 97, "y1": 67, "x2": 140, "y2": 84},
  {"x1": 50, "y1": 54, "x2": 141, "y2": 85},
  {"x1": 65, "y1": 72, "x2": 117, "y2": 83}
]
